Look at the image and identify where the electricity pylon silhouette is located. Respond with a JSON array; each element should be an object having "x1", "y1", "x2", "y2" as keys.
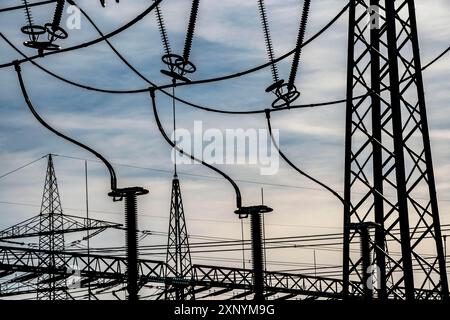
[
  {"x1": 343, "y1": 0, "x2": 448, "y2": 300},
  {"x1": 37, "y1": 154, "x2": 67, "y2": 300},
  {"x1": 164, "y1": 174, "x2": 194, "y2": 300}
]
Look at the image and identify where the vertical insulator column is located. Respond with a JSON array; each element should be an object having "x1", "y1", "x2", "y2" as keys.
[
  {"x1": 52, "y1": 0, "x2": 65, "y2": 30},
  {"x1": 287, "y1": 0, "x2": 311, "y2": 90},
  {"x1": 359, "y1": 225, "x2": 372, "y2": 300},
  {"x1": 250, "y1": 212, "x2": 265, "y2": 301},
  {"x1": 183, "y1": 0, "x2": 200, "y2": 64},
  {"x1": 154, "y1": 1, "x2": 171, "y2": 57},
  {"x1": 235, "y1": 205, "x2": 272, "y2": 300},
  {"x1": 22, "y1": 0, "x2": 33, "y2": 25},
  {"x1": 257, "y1": 0, "x2": 279, "y2": 84},
  {"x1": 125, "y1": 192, "x2": 139, "y2": 301},
  {"x1": 45, "y1": 0, "x2": 68, "y2": 43}
]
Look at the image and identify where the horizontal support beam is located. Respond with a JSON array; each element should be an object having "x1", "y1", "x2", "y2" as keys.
[{"x1": 0, "y1": 246, "x2": 441, "y2": 299}]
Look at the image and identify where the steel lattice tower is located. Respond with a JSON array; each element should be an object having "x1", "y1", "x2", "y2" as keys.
[
  {"x1": 164, "y1": 175, "x2": 194, "y2": 300},
  {"x1": 37, "y1": 154, "x2": 67, "y2": 300},
  {"x1": 343, "y1": 0, "x2": 449, "y2": 300}
]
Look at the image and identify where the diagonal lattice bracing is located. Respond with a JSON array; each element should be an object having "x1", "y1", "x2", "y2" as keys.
[
  {"x1": 36, "y1": 154, "x2": 67, "y2": 300},
  {"x1": 343, "y1": 0, "x2": 448, "y2": 300},
  {"x1": 164, "y1": 177, "x2": 195, "y2": 300}
]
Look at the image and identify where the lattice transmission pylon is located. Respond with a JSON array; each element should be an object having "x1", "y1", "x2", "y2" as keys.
[
  {"x1": 36, "y1": 154, "x2": 67, "y2": 300},
  {"x1": 164, "y1": 175, "x2": 194, "y2": 300},
  {"x1": 343, "y1": 0, "x2": 448, "y2": 300}
]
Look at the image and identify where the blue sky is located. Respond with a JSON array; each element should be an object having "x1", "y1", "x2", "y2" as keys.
[{"x1": 0, "y1": 0, "x2": 449, "y2": 275}]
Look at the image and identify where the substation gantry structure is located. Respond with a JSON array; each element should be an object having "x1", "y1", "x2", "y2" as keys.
[
  {"x1": 343, "y1": 0, "x2": 448, "y2": 300},
  {"x1": 0, "y1": 153, "x2": 438, "y2": 300},
  {"x1": 0, "y1": 0, "x2": 448, "y2": 301}
]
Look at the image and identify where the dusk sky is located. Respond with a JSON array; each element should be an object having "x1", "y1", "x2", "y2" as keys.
[{"x1": 0, "y1": 0, "x2": 449, "y2": 280}]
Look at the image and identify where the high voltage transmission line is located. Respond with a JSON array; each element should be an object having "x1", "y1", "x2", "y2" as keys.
[{"x1": 4, "y1": 153, "x2": 450, "y2": 204}]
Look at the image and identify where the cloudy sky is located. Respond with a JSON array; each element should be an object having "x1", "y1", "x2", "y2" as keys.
[{"x1": 0, "y1": 0, "x2": 449, "y2": 279}]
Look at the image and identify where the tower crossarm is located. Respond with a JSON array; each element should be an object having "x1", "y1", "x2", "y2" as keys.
[{"x1": 0, "y1": 214, "x2": 122, "y2": 240}]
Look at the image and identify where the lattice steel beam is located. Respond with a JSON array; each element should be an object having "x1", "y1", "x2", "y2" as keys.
[
  {"x1": 0, "y1": 246, "x2": 444, "y2": 300},
  {"x1": 0, "y1": 214, "x2": 121, "y2": 240},
  {"x1": 343, "y1": 0, "x2": 448, "y2": 300},
  {"x1": 164, "y1": 177, "x2": 194, "y2": 300}
]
